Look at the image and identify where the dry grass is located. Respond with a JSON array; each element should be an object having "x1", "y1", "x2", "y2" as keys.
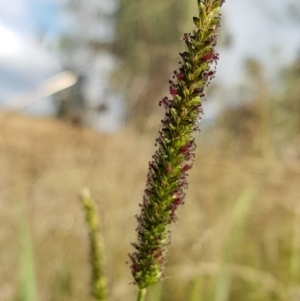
[{"x1": 0, "y1": 111, "x2": 300, "y2": 301}]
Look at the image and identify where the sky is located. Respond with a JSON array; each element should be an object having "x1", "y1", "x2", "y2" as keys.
[
  {"x1": 0, "y1": 0, "x2": 299, "y2": 128},
  {"x1": 217, "y1": 0, "x2": 300, "y2": 88},
  {"x1": 0, "y1": 0, "x2": 62, "y2": 114}
]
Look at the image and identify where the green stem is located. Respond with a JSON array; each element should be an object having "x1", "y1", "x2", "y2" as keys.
[{"x1": 137, "y1": 288, "x2": 147, "y2": 301}]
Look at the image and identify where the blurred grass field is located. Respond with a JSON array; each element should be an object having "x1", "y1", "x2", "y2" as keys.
[{"x1": 1, "y1": 88, "x2": 300, "y2": 301}]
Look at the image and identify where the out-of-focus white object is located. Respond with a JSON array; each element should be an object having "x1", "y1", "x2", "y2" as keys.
[
  {"x1": 0, "y1": 25, "x2": 21, "y2": 56},
  {"x1": 1, "y1": 71, "x2": 77, "y2": 116}
]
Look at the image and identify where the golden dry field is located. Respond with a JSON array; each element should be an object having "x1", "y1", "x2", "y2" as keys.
[{"x1": 1, "y1": 111, "x2": 300, "y2": 301}]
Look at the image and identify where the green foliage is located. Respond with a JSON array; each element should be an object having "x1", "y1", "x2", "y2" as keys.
[
  {"x1": 113, "y1": 0, "x2": 193, "y2": 126},
  {"x1": 115, "y1": 0, "x2": 189, "y2": 67}
]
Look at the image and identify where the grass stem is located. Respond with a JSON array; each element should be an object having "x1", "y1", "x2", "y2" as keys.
[{"x1": 137, "y1": 288, "x2": 147, "y2": 301}]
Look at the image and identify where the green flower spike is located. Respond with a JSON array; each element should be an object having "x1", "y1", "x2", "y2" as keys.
[{"x1": 129, "y1": 0, "x2": 225, "y2": 292}]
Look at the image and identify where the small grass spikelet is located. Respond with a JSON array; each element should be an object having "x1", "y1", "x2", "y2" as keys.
[{"x1": 80, "y1": 188, "x2": 107, "y2": 301}]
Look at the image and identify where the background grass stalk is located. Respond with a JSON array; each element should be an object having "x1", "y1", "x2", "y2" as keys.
[
  {"x1": 214, "y1": 187, "x2": 256, "y2": 301},
  {"x1": 80, "y1": 188, "x2": 107, "y2": 301},
  {"x1": 18, "y1": 200, "x2": 38, "y2": 301}
]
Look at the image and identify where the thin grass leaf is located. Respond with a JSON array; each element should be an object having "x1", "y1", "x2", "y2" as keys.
[
  {"x1": 18, "y1": 201, "x2": 38, "y2": 301},
  {"x1": 214, "y1": 187, "x2": 257, "y2": 301}
]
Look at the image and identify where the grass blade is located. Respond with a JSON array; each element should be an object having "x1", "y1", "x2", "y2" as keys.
[
  {"x1": 214, "y1": 187, "x2": 256, "y2": 301},
  {"x1": 17, "y1": 201, "x2": 38, "y2": 301}
]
